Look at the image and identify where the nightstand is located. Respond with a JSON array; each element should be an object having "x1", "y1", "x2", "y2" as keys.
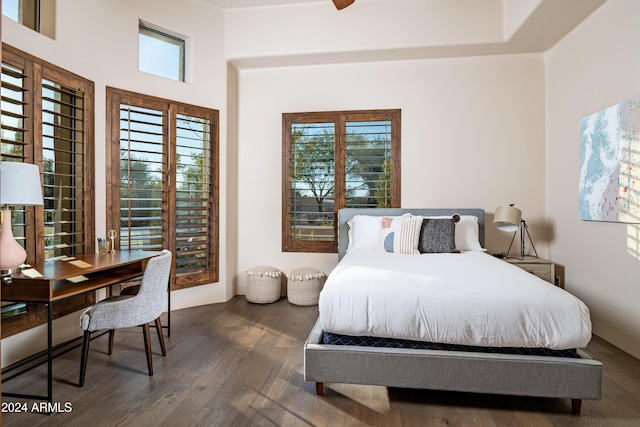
[{"x1": 503, "y1": 256, "x2": 557, "y2": 286}]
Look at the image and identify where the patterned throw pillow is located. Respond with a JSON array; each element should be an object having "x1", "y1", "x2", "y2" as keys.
[
  {"x1": 378, "y1": 216, "x2": 423, "y2": 254},
  {"x1": 418, "y1": 216, "x2": 460, "y2": 253},
  {"x1": 347, "y1": 213, "x2": 411, "y2": 252}
]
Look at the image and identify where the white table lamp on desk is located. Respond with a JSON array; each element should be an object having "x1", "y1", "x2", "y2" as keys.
[{"x1": 0, "y1": 162, "x2": 44, "y2": 271}]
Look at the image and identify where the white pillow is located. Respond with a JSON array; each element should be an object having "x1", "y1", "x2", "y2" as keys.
[
  {"x1": 456, "y1": 215, "x2": 485, "y2": 251},
  {"x1": 425, "y1": 215, "x2": 485, "y2": 251},
  {"x1": 347, "y1": 215, "x2": 382, "y2": 251},
  {"x1": 347, "y1": 213, "x2": 410, "y2": 252}
]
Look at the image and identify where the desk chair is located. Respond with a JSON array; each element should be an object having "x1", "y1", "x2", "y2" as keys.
[
  {"x1": 78, "y1": 250, "x2": 172, "y2": 387},
  {"x1": 120, "y1": 277, "x2": 171, "y2": 337}
]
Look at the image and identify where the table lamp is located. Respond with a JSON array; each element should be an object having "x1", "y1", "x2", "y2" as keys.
[
  {"x1": 0, "y1": 162, "x2": 44, "y2": 271},
  {"x1": 493, "y1": 204, "x2": 538, "y2": 259}
]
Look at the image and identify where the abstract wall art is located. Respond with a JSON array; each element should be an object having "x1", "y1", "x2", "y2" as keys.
[{"x1": 579, "y1": 97, "x2": 640, "y2": 223}]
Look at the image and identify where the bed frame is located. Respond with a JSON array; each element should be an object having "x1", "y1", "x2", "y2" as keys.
[{"x1": 304, "y1": 208, "x2": 602, "y2": 414}]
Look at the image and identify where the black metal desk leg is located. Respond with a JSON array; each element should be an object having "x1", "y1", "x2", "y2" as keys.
[{"x1": 47, "y1": 303, "x2": 53, "y2": 403}]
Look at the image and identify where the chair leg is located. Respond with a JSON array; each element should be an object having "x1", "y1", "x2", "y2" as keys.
[
  {"x1": 155, "y1": 318, "x2": 167, "y2": 356},
  {"x1": 79, "y1": 330, "x2": 91, "y2": 387},
  {"x1": 108, "y1": 330, "x2": 115, "y2": 355},
  {"x1": 142, "y1": 323, "x2": 153, "y2": 376}
]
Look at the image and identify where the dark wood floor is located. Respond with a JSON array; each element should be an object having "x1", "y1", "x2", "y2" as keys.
[{"x1": 2, "y1": 296, "x2": 640, "y2": 426}]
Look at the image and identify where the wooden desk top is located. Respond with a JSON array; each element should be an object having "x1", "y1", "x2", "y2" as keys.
[{"x1": 2, "y1": 251, "x2": 159, "y2": 303}]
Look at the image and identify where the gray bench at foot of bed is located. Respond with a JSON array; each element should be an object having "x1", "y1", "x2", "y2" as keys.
[{"x1": 304, "y1": 319, "x2": 602, "y2": 414}]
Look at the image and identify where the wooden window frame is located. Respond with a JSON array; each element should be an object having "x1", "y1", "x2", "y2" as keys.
[
  {"x1": 1, "y1": 43, "x2": 95, "y2": 338},
  {"x1": 106, "y1": 87, "x2": 219, "y2": 291},
  {"x1": 282, "y1": 109, "x2": 401, "y2": 253}
]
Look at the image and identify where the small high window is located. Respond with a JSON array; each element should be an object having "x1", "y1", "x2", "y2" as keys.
[
  {"x1": 138, "y1": 23, "x2": 185, "y2": 82},
  {"x1": 3, "y1": 0, "x2": 55, "y2": 38},
  {"x1": 3, "y1": 0, "x2": 40, "y2": 32}
]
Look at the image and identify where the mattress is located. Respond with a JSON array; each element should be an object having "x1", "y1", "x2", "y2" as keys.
[
  {"x1": 321, "y1": 331, "x2": 579, "y2": 357},
  {"x1": 318, "y1": 251, "x2": 592, "y2": 350}
]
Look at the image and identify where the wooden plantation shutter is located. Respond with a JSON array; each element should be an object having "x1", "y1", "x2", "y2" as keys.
[
  {"x1": 0, "y1": 47, "x2": 96, "y2": 258},
  {"x1": 0, "y1": 63, "x2": 29, "y2": 162},
  {"x1": 1, "y1": 52, "x2": 32, "y2": 322},
  {"x1": 343, "y1": 113, "x2": 397, "y2": 209},
  {"x1": 1, "y1": 44, "x2": 95, "y2": 336},
  {"x1": 174, "y1": 108, "x2": 215, "y2": 285},
  {"x1": 40, "y1": 76, "x2": 89, "y2": 258},
  {"x1": 282, "y1": 109, "x2": 401, "y2": 253},
  {"x1": 1, "y1": 45, "x2": 94, "y2": 263},
  {"x1": 0, "y1": 56, "x2": 31, "y2": 252},
  {"x1": 118, "y1": 103, "x2": 166, "y2": 253},
  {"x1": 286, "y1": 116, "x2": 337, "y2": 250},
  {"x1": 107, "y1": 87, "x2": 219, "y2": 290}
]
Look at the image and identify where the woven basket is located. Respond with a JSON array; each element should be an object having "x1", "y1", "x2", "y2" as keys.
[
  {"x1": 246, "y1": 265, "x2": 282, "y2": 304},
  {"x1": 287, "y1": 267, "x2": 326, "y2": 306}
]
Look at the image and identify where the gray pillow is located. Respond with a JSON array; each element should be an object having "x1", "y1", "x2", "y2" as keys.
[{"x1": 418, "y1": 218, "x2": 458, "y2": 253}]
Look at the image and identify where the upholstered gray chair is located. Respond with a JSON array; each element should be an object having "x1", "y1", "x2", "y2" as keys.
[{"x1": 78, "y1": 250, "x2": 172, "y2": 387}]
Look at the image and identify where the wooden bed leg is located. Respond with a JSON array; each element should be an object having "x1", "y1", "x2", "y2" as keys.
[
  {"x1": 316, "y1": 382, "x2": 324, "y2": 395},
  {"x1": 571, "y1": 399, "x2": 582, "y2": 415}
]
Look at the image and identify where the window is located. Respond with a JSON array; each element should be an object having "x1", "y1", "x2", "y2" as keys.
[
  {"x1": 107, "y1": 87, "x2": 218, "y2": 290},
  {"x1": 282, "y1": 109, "x2": 401, "y2": 252},
  {"x1": 138, "y1": 24, "x2": 185, "y2": 82},
  {"x1": 1, "y1": 43, "x2": 95, "y2": 335},
  {"x1": 42, "y1": 78, "x2": 89, "y2": 258},
  {"x1": 2, "y1": 0, "x2": 56, "y2": 39},
  {"x1": 3, "y1": 0, "x2": 39, "y2": 32}
]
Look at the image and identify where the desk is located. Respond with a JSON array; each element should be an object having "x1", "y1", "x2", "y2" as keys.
[{"x1": 1, "y1": 251, "x2": 159, "y2": 403}]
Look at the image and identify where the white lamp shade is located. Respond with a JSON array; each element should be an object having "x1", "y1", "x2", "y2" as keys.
[
  {"x1": 494, "y1": 205, "x2": 522, "y2": 232},
  {"x1": 0, "y1": 162, "x2": 44, "y2": 206}
]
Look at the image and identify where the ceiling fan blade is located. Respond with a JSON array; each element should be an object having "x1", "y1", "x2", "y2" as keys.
[{"x1": 333, "y1": 0, "x2": 355, "y2": 10}]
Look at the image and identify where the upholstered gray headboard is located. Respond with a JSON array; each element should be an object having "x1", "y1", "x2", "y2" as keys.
[{"x1": 337, "y1": 208, "x2": 485, "y2": 261}]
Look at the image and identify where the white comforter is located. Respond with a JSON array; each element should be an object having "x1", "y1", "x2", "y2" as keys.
[{"x1": 318, "y1": 251, "x2": 592, "y2": 350}]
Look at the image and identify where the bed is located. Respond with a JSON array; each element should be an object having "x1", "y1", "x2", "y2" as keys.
[{"x1": 304, "y1": 208, "x2": 602, "y2": 414}]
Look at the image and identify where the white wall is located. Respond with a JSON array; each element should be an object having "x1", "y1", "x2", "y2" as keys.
[
  {"x1": 235, "y1": 53, "x2": 547, "y2": 294},
  {"x1": 546, "y1": 0, "x2": 640, "y2": 359},
  {"x1": 1, "y1": 0, "x2": 230, "y2": 366},
  {"x1": 225, "y1": 0, "x2": 503, "y2": 63}
]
